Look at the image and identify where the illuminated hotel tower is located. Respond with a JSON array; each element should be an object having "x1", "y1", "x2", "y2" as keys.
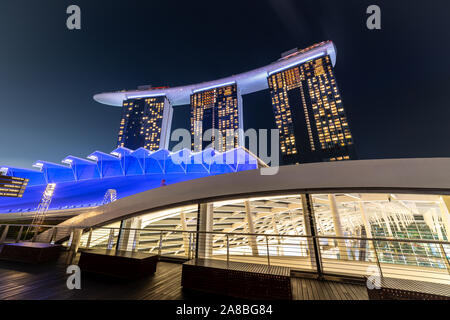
[
  {"x1": 268, "y1": 54, "x2": 355, "y2": 164},
  {"x1": 190, "y1": 83, "x2": 244, "y2": 152},
  {"x1": 117, "y1": 96, "x2": 173, "y2": 151}
]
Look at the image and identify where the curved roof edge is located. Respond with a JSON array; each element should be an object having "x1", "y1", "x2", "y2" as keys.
[
  {"x1": 94, "y1": 41, "x2": 337, "y2": 107},
  {"x1": 56, "y1": 158, "x2": 450, "y2": 229}
]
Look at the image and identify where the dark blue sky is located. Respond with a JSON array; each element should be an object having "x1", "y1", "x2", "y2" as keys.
[{"x1": 1, "y1": 0, "x2": 450, "y2": 168}]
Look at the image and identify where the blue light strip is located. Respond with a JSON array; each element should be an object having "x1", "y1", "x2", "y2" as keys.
[
  {"x1": 192, "y1": 81, "x2": 236, "y2": 94},
  {"x1": 125, "y1": 93, "x2": 167, "y2": 100}
]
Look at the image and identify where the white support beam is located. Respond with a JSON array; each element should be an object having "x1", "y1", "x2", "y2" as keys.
[
  {"x1": 439, "y1": 196, "x2": 450, "y2": 240},
  {"x1": 244, "y1": 201, "x2": 259, "y2": 256},
  {"x1": 329, "y1": 194, "x2": 351, "y2": 260},
  {"x1": 197, "y1": 203, "x2": 214, "y2": 258},
  {"x1": 380, "y1": 205, "x2": 394, "y2": 237}
]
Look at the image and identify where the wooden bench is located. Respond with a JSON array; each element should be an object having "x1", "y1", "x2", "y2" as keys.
[
  {"x1": 78, "y1": 249, "x2": 158, "y2": 280},
  {"x1": 0, "y1": 242, "x2": 61, "y2": 264},
  {"x1": 182, "y1": 258, "x2": 292, "y2": 300},
  {"x1": 367, "y1": 277, "x2": 450, "y2": 300}
]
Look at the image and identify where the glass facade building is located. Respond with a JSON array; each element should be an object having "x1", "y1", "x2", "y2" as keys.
[
  {"x1": 117, "y1": 96, "x2": 173, "y2": 151},
  {"x1": 107, "y1": 41, "x2": 354, "y2": 164},
  {"x1": 268, "y1": 55, "x2": 356, "y2": 164},
  {"x1": 190, "y1": 83, "x2": 243, "y2": 152},
  {"x1": 75, "y1": 192, "x2": 450, "y2": 285}
]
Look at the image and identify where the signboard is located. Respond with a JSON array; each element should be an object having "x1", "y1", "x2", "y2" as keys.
[{"x1": 0, "y1": 175, "x2": 28, "y2": 198}]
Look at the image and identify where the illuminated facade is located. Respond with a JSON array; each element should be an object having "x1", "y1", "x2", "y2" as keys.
[
  {"x1": 117, "y1": 96, "x2": 173, "y2": 151},
  {"x1": 0, "y1": 175, "x2": 28, "y2": 198},
  {"x1": 268, "y1": 55, "x2": 356, "y2": 164},
  {"x1": 97, "y1": 41, "x2": 355, "y2": 162},
  {"x1": 0, "y1": 147, "x2": 259, "y2": 213},
  {"x1": 190, "y1": 83, "x2": 243, "y2": 152}
]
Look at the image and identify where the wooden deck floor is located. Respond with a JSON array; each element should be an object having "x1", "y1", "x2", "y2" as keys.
[
  {"x1": 0, "y1": 253, "x2": 368, "y2": 300},
  {"x1": 291, "y1": 277, "x2": 368, "y2": 300}
]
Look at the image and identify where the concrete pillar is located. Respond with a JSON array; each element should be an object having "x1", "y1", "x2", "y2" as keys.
[
  {"x1": 244, "y1": 201, "x2": 259, "y2": 256},
  {"x1": 301, "y1": 194, "x2": 322, "y2": 275},
  {"x1": 328, "y1": 194, "x2": 350, "y2": 260},
  {"x1": 66, "y1": 228, "x2": 82, "y2": 264},
  {"x1": 197, "y1": 203, "x2": 214, "y2": 259},
  {"x1": 0, "y1": 225, "x2": 9, "y2": 244},
  {"x1": 85, "y1": 228, "x2": 93, "y2": 248}
]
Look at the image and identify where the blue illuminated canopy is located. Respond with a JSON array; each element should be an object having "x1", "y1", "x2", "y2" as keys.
[{"x1": 0, "y1": 147, "x2": 260, "y2": 214}]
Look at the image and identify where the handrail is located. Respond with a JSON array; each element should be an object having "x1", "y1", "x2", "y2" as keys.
[
  {"x1": 2, "y1": 222, "x2": 449, "y2": 284},
  {"x1": 1, "y1": 223, "x2": 450, "y2": 246}
]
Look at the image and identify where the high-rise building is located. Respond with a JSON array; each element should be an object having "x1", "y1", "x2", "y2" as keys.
[
  {"x1": 190, "y1": 83, "x2": 243, "y2": 152},
  {"x1": 117, "y1": 96, "x2": 173, "y2": 151},
  {"x1": 268, "y1": 54, "x2": 355, "y2": 164},
  {"x1": 97, "y1": 41, "x2": 355, "y2": 163}
]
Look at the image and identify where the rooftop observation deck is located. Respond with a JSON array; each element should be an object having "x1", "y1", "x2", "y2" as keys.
[{"x1": 93, "y1": 41, "x2": 336, "y2": 107}]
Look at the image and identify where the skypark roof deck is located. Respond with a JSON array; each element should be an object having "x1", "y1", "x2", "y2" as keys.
[{"x1": 94, "y1": 41, "x2": 336, "y2": 107}]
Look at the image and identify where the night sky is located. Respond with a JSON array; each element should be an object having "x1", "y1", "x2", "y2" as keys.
[{"x1": 1, "y1": 0, "x2": 450, "y2": 169}]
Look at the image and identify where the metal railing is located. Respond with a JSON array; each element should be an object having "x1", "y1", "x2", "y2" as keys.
[{"x1": 1, "y1": 223, "x2": 449, "y2": 285}]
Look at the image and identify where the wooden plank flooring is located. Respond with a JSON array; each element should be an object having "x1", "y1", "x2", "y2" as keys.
[
  {"x1": 0, "y1": 256, "x2": 187, "y2": 300},
  {"x1": 291, "y1": 277, "x2": 368, "y2": 300},
  {"x1": 0, "y1": 253, "x2": 368, "y2": 300},
  {"x1": 184, "y1": 258, "x2": 291, "y2": 276}
]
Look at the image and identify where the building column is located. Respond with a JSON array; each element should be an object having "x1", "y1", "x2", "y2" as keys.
[
  {"x1": 301, "y1": 194, "x2": 322, "y2": 275},
  {"x1": 0, "y1": 225, "x2": 9, "y2": 244},
  {"x1": 439, "y1": 196, "x2": 450, "y2": 240},
  {"x1": 197, "y1": 203, "x2": 214, "y2": 259},
  {"x1": 244, "y1": 201, "x2": 259, "y2": 256},
  {"x1": 117, "y1": 216, "x2": 142, "y2": 252},
  {"x1": 328, "y1": 194, "x2": 350, "y2": 260},
  {"x1": 66, "y1": 228, "x2": 82, "y2": 264}
]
